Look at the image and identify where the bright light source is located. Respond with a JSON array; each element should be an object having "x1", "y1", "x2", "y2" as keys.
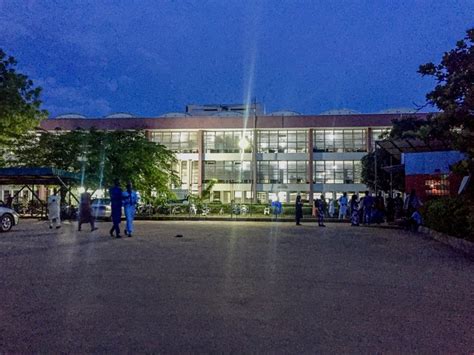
[
  {"x1": 93, "y1": 189, "x2": 105, "y2": 198},
  {"x1": 239, "y1": 137, "x2": 250, "y2": 150},
  {"x1": 78, "y1": 186, "x2": 85, "y2": 194}
]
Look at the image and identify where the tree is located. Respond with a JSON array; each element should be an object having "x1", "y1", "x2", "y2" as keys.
[
  {"x1": 14, "y1": 129, "x2": 179, "y2": 201},
  {"x1": 418, "y1": 28, "x2": 474, "y2": 174},
  {"x1": 361, "y1": 148, "x2": 405, "y2": 193},
  {"x1": 0, "y1": 49, "x2": 47, "y2": 147}
]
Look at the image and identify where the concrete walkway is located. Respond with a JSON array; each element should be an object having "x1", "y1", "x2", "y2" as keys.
[{"x1": 1, "y1": 220, "x2": 473, "y2": 353}]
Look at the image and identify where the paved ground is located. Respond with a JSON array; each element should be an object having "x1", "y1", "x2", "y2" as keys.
[{"x1": 0, "y1": 220, "x2": 473, "y2": 353}]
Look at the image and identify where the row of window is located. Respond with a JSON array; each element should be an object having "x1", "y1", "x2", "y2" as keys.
[
  {"x1": 150, "y1": 131, "x2": 198, "y2": 153},
  {"x1": 200, "y1": 160, "x2": 362, "y2": 184},
  {"x1": 204, "y1": 131, "x2": 253, "y2": 153},
  {"x1": 150, "y1": 129, "x2": 390, "y2": 154},
  {"x1": 204, "y1": 161, "x2": 252, "y2": 183}
]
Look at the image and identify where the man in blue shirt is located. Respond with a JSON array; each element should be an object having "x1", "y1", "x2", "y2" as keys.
[
  {"x1": 109, "y1": 179, "x2": 123, "y2": 238},
  {"x1": 122, "y1": 181, "x2": 139, "y2": 237},
  {"x1": 363, "y1": 190, "x2": 374, "y2": 225}
]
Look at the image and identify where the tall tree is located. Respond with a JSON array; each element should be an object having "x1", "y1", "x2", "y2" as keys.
[
  {"x1": 15, "y1": 129, "x2": 179, "y2": 201},
  {"x1": 418, "y1": 28, "x2": 474, "y2": 174},
  {"x1": 0, "y1": 49, "x2": 47, "y2": 147}
]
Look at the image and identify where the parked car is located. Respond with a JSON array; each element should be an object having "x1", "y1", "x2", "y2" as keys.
[
  {"x1": 91, "y1": 198, "x2": 112, "y2": 220},
  {"x1": 0, "y1": 205, "x2": 20, "y2": 232}
]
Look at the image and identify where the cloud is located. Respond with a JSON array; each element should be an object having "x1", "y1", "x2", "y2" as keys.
[{"x1": 36, "y1": 77, "x2": 111, "y2": 117}]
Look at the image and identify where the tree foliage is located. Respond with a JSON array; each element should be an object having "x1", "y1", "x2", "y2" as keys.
[
  {"x1": 0, "y1": 49, "x2": 47, "y2": 147},
  {"x1": 14, "y1": 129, "x2": 179, "y2": 201},
  {"x1": 362, "y1": 28, "x2": 474, "y2": 191},
  {"x1": 418, "y1": 28, "x2": 474, "y2": 174}
]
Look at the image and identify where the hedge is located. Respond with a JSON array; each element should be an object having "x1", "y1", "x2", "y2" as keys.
[{"x1": 422, "y1": 196, "x2": 474, "y2": 241}]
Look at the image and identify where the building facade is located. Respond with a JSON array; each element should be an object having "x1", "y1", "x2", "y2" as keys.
[{"x1": 37, "y1": 112, "x2": 427, "y2": 204}]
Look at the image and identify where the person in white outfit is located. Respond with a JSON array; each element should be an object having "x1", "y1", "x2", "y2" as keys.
[
  {"x1": 47, "y1": 188, "x2": 61, "y2": 229},
  {"x1": 338, "y1": 192, "x2": 348, "y2": 219},
  {"x1": 328, "y1": 199, "x2": 335, "y2": 218}
]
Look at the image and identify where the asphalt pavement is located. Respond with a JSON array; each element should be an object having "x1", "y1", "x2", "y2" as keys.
[{"x1": 0, "y1": 220, "x2": 473, "y2": 353}]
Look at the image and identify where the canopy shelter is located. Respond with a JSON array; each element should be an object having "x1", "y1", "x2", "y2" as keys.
[
  {"x1": 0, "y1": 167, "x2": 81, "y2": 216},
  {"x1": 376, "y1": 138, "x2": 452, "y2": 161}
]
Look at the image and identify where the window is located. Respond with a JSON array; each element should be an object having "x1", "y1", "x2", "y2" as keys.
[
  {"x1": 425, "y1": 175, "x2": 450, "y2": 196},
  {"x1": 257, "y1": 161, "x2": 308, "y2": 184},
  {"x1": 313, "y1": 129, "x2": 367, "y2": 152},
  {"x1": 313, "y1": 161, "x2": 362, "y2": 183},
  {"x1": 258, "y1": 130, "x2": 307, "y2": 153},
  {"x1": 191, "y1": 161, "x2": 199, "y2": 185},
  {"x1": 371, "y1": 128, "x2": 391, "y2": 149},
  {"x1": 204, "y1": 161, "x2": 252, "y2": 183},
  {"x1": 204, "y1": 131, "x2": 253, "y2": 153},
  {"x1": 180, "y1": 161, "x2": 188, "y2": 185},
  {"x1": 150, "y1": 131, "x2": 198, "y2": 153}
]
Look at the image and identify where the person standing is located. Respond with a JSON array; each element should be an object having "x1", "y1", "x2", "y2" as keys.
[
  {"x1": 122, "y1": 182, "x2": 139, "y2": 237},
  {"x1": 350, "y1": 194, "x2": 360, "y2": 226},
  {"x1": 271, "y1": 199, "x2": 282, "y2": 220},
  {"x1": 362, "y1": 191, "x2": 374, "y2": 226},
  {"x1": 109, "y1": 179, "x2": 123, "y2": 238},
  {"x1": 5, "y1": 195, "x2": 13, "y2": 208},
  {"x1": 78, "y1": 192, "x2": 97, "y2": 232},
  {"x1": 404, "y1": 189, "x2": 422, "y2": 218},
  {"x1": 338, "y1": 192, "x2": 348, "y2": 220},
  {"x1": 394, "y1": 192, "x2": 404, "y2": 220},
  {"x1": 374, "y1": 192, "x2": 386, "y2": 224},
  {"x1": 314, "y1": 194, "x2": 326, "y2": 227},
  {"x1": 295, "y1": 194, "x2": 303, "y2": 225},
  {"x1": 47, "y1": 188, "x2": 61, "y2": 229},
  {"x1": 386, "y1": 194, "x2": 395, "y2": 223},
  {"x1": 328, "y1": 198, "x2": 335, "y2": 218}
]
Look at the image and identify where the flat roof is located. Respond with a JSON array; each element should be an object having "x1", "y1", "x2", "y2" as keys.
[{"x1": 40, "y1": 113, "x2": 429, "y2": 131}]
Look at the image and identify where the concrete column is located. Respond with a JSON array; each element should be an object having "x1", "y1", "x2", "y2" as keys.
[
  {"x1": 145, "y1": 130, "x2": 152, "y2": 141},
  {"x1": 308, "y1": 129, "x2": 314, "y2": 204},
  {"x1": 197, "y1": 130, "x2": 204, "y2": 196},
  {"x1": 252, "y1": 128, "x2": 258, "y2": 203},
  {"x1": 367, "y1": 127, "x2": 373, "y2": 153}
]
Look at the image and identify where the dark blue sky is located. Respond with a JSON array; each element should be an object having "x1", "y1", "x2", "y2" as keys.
[{"x1": 2, "y1": 1, "x2": 473, "y2": 117}]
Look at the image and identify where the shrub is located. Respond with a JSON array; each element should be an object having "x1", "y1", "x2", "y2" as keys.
[{"x1": 423, "y1": 196, "x2": 474, "y2": 241}]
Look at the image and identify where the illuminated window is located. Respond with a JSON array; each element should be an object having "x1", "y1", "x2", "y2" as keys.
[
  {"x1": 313, "y1": 129, "x2": 367, "y2": 152},
  {"x1": 204, "y1": 161, "x2": 252, "y2": 183},
  {"x1": 425, "y1": 175, "x2": 450, "y2": 196},
  {"x1": 257, "y1": 161, "x2": 307, "y2": 184},
  {"x1": 150, "y1": 131, "x2": 198, "y2": 153},
  {"x1": 258, "y1": 130, "x2": 308, "y2": 153},
  {"x1": 204, "y1": 131, "x2": 253, "y2": 153},
  {"x1": 313, "y1": 161, "x2": 362, "y2": 184}
]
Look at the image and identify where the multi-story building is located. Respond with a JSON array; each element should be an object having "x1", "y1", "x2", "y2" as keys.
[{"x1": 37, "y1": 108, "x2": 428, "y2": 204}]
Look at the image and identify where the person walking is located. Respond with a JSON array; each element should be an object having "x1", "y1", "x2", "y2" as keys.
[
  {"x1": 362, "y1": 191, "x2": 374, "y2": 225},
  {"x1": 109, "y1": 179, "x2": 123, "y2": 238},
  {"x1": 122, "y1": 181, "x2": 139, "y2": 237},
  {"x1": 47, "y1": 188, "x2": 61, "y2": 229},
  {"x1": 295, "y1": 194, "x2": 303, "y2": 225},
  {"x1": 78, "y1": 192, "x2": 97, "y2": 232},
  {"x1": 314, "y1": 194, "x2": 326, "y2": 227},
  {"x1": 350, "y1": 194, "x2": 360, "y2": 226},
  {"x1": 338, "y1": 192, "x2": 348, "y2": 220}
]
